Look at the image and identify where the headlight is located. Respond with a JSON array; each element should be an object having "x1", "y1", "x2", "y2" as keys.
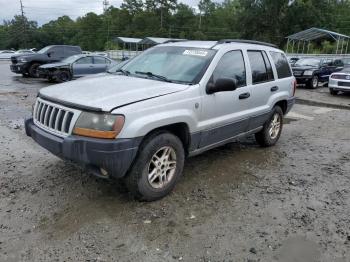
[
  {"x1": 19, "y1": 58, "x2": 27, "y2": 63},
  {"x1": 73, "y1": 112, "x2": 125, "y2": 139},
  {"x1": 304, "y1": 70, "x2": 314, "y2": 76}
]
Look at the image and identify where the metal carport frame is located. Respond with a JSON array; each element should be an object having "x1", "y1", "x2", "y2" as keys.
[{"x1": 286, "y1": 28, "x2": 350, "y2": 54}]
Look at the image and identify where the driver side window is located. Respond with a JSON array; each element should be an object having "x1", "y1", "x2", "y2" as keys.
[{"x1": 212, "y1": 50, "x2": 246, "y2": 87}]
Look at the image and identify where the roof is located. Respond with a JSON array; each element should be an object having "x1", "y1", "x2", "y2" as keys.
[
  {"x1": 163, "y1": 40, "x2": 280, "y2": 51},
  {"x1": 139, "y1": 37, "x2": 186, "y2": 45},
  {"x1": 162, "y1": 41, "x2": 216, "y2": 49},
  {"x1": 287, "y1": 27, "x2": 350, "y2": 41},
  {"x1": 114, "y1": 37, "x2": 142, "y2": 44}
]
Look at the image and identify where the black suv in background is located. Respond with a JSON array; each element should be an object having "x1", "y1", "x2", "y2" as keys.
[
  {"x1": 10, "y1": 45, "x2": 82, "y2": 77},
  {"x1": 292, "y1": 57, "x2": 344, "y2": 88}
]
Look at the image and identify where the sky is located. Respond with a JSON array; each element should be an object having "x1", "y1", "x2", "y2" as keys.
[{"x1": 0, "y1": 0, "x2": 201, "y2": 25}]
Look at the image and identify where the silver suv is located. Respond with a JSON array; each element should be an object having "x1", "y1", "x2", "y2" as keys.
[{"x1": 25, "y1": 40, "x2": 296, "y2": 201}]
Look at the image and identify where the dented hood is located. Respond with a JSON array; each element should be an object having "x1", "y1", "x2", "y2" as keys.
[{"x1": 39, "y1": 74, "x2": 189, "y2": 112}]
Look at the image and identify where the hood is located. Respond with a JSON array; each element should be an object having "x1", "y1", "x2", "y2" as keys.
[
  {"x1": 39, "y1": 62, "x2": 69, "y2": 69},
  {"x1": 11, "y1": 53, "x2": 46, "y2": 60},
  {"x1": 39, "y1": 74, "x2": 189, "y2": 112},
  {"x1": 292, "y1": 65, "x2": 318, "y2": 71}
]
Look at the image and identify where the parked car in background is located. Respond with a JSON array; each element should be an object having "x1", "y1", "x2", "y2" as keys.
[
  {"x1": 10, "y1": 45, "x2": 82, "y2": 77},
  {"x1": 15, "y1": 49, "x2": 35, "y2": 54},
  {"x1": 329, "y1": 58, "x2": 350, "y2": 95},
  {"x1": 25, "y1": 40, "x2": 296, "y2": 201},
  {"x1": 93, "y1": 52, "x2": 108, "y2": 57},
  {"x1": 292, "y1": 57, "x2": 344, "y2": 88},
  {"x1": 38, "y1": 54, "x2": 117, "y2": 82},
  {"x1": 0, "y1": 50, "x2": 16, "y2": 60}
]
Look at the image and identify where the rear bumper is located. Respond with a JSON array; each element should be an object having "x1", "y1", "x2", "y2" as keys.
[
  {"x1": 286, "y1": 97, "x2": 295, "y2": 114},
  {"x1": 25, "y1": 118, "x2": 141, "y2": 178}
]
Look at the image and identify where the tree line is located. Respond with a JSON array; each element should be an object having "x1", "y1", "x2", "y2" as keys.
[{"x1": 0, "y1": 0, "x2": 349, "y2": 52}]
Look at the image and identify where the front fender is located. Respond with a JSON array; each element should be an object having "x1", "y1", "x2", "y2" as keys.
[{"x1": 117, "y1": 109, "x2": 197, "y2": 138}]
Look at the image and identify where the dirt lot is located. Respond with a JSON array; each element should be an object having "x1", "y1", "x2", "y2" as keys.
[{"x1": 0, "y1": 61, "x2": 350, "y2": 262}]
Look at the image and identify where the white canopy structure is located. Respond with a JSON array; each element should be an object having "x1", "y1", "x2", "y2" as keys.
[{"x1": 286, "y1": 28, "x2": 350, "y2": 54}]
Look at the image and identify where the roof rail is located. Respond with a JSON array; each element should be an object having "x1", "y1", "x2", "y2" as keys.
[{"x1": 214, "y1": 39, "x2": 278, "y2": 48}]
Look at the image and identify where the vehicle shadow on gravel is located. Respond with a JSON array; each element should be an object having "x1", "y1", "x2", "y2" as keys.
[{"x1": 37, "y1": 136, "x2": 279, "y2": 239}]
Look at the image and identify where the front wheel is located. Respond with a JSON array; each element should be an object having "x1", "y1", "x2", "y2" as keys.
[
  {"x1": 124, "y1": 132, "x2": 185, "y2": 201},
  {"x1": 28, "y1": 63, "x2": 41, "y2": 78},
  {"x1": 56, "y1": 70, "x2": 72, "y2": 83},
  {"x1": 255, "y1": 106, "x2": 283, "y2": 147},
  {"x1": 309, "y1": 75, "x2": 319, "y2": 89}
]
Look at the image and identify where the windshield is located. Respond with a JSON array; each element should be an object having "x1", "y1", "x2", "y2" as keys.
[
  {"x1": 294, "y1": 58, "x2": 321, "y2": 67},
  {"x1": 343, "y1": 58, "x2": 350, "y2": 66},
  {"x1": 109, "y1": 46, "x2": 216, "y2": 84},
  {"x1": 62, "y1": 55, "x2": 81, "y2": 63},
  {"x1": 37, "y1": 46, "x2": 52, "y2": 54}
]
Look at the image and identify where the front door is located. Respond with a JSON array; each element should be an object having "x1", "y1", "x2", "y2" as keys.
[{"x1": 199, "y1": 50, "x2": 252, "y2": 148}]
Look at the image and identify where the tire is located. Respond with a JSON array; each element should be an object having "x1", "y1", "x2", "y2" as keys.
[
  {"x1": 28, "y1": 63, "x2": 41, "y2": 78},
  {"x1": 22, "y1": 73, "x2": 30, "y2": 78},
  {"x1": 255, "y1": 106, "x2": 283, "y2": 147},
  {"x1": 56, "y1": 70, "x2": 72, "y2": 83},
  {"x1": 309, "y1": 75, "x2": 319, "y2": 89},
  {"x1": 124, "y1": 132, "x2": 185, "y2": 201},
  {"x1": 330, "y1": 88, "x2": 338, "y2": 96}
]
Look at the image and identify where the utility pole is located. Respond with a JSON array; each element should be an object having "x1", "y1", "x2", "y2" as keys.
[
  {"x1": 19, "y1": 0, "x2": 27, "y2": 48},
  {"x1": 103, "y1": 0, "x2": 109, "y2": 13}
]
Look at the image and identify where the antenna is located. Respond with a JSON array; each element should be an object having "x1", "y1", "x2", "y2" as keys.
[{"x1": 103, "y1": 0, "x2": 109, "y2": 13}]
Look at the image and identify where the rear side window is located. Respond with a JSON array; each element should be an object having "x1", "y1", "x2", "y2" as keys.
[
  {"x1": 65, "y1": 46, "x2": 81, "y2": 56},
  {"x1": 212, "y1": 50, "x2": 246, "y2": 87},
  {"x1": 94, "y1": 56, "x2": 109, "y2": 64},
  {"x1": 270, "y1": 52, "x2": 292, "y2": 79},
  {"x1": 248, "y1": 50, "x2": 274, "y2": 84}
]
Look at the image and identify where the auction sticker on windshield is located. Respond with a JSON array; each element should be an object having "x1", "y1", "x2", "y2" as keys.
[{"x1": 183, "y1": 50, "x2": 208, "y2": 57}]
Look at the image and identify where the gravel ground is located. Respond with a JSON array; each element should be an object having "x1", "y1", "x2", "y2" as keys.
[{"x1": 0, "y1": 61, "x2": 350, "y2": 262}]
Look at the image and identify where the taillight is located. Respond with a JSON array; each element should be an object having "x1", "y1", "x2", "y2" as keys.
[{"x1": 292, "y1": 79, "x2": 297, "y2": 96}]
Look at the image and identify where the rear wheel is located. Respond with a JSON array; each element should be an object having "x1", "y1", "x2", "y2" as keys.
[
  {"x1": 309, "y1": 75, "x2": 319, "y2": 89},
  {"x1": 28, "y1": 63, "x2": 41, "y2": 78},
  {"x1": 124, "y1": 132, "x2": 185, "y2": 201},
  {"x1": 255, "y1": 106, "x2": 283, "y2": 147},
  {"x1": 330, "y1": 88, "x2": 338, "y2": 96},
  {"x1": 56, "y1": 70, "x2": 72, "y2": 83}
]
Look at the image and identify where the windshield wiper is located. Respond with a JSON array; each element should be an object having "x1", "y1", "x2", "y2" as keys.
[
  {"x1": 112, "y1": 69, "x2": 130, "y2": 75},
  {"x1": 135, "y1": 71, "x2": 173, "y2": 82}
]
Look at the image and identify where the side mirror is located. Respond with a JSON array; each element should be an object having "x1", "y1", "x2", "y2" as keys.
[{"x1": 206, "y1": 78, "x2": 238, "y2": 95}]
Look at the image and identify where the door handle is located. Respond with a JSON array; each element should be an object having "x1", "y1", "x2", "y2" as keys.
[
  {"x1": 239, "y1": 92, "x2": 250, "y2": 99},
  {"x1": 271, "y1": 86, "x2": 279, "y2": 92}
]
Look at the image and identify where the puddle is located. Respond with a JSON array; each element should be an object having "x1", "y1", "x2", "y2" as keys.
[{"x1": 284, "y1": 117, "x2": 298, "y2": 124}]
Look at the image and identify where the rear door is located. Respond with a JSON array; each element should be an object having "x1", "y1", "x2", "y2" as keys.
[
  {"x1": 199, "y1": 50, "x2": 252, "y2": 148},
  {"x1": 72, "y1": 56, "x2": 94, "y2": 76},
  {"x1": 92, "y1": 56, "x2": 110, "y2": 73},
  {"x1": 246, "y1": 50, "x2": 276, "y2": 130}
]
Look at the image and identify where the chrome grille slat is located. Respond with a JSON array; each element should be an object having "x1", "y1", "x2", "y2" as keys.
[
  {"x1": 33, "y1": 99, "x2": 79, "y2": 137},
  {"x1": 55, "y1": 109, "x2": 63, "y2": 130},
  {"x1": 44, "y1": 106, "x2": 51, "y2": 126},
  {"x1": 40, "y1": 104, "x2": 48, "y2": 123}
]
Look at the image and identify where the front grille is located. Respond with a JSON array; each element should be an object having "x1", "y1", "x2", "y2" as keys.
[
  {"x1": 11, "y1": 57, "x2": 17, "y2": 64},
  {"x1": 33, "y1": 98, "x2": 78, "y2": 136},
  {"x1": 338, "y1": 81, "x2": 350, "y2": 87},
  {"x1": 331, "y1": 74, "x2": 350, "y2": 80},
  {"x1": 293, "y1": 70, "x2": 303, "y2": 76}
]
